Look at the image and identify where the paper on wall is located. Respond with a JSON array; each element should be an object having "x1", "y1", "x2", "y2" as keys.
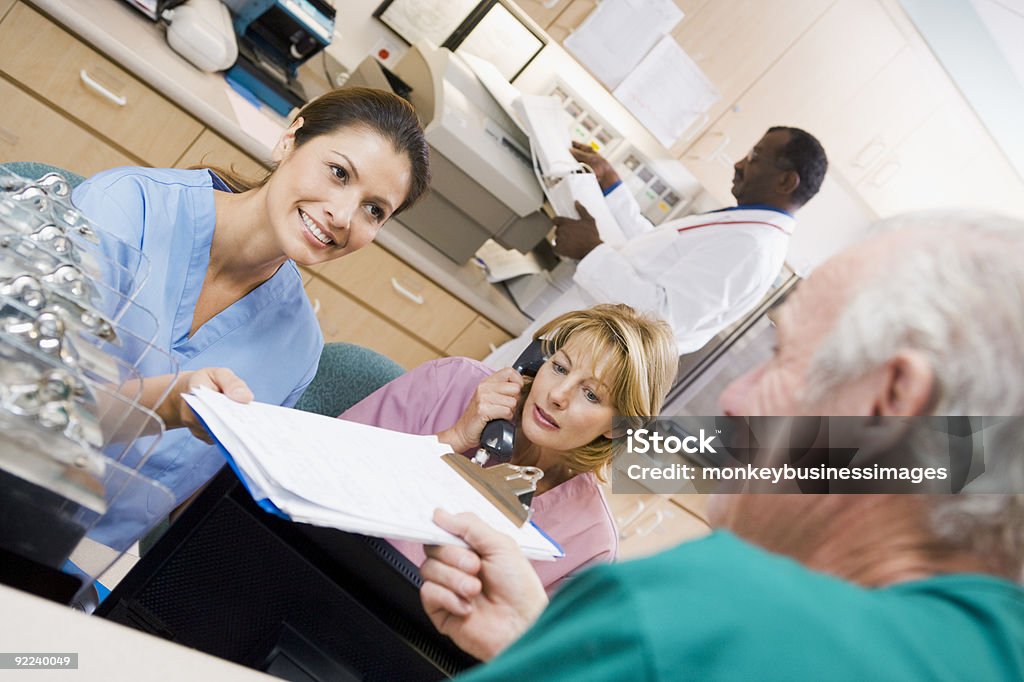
[
  {"x1": 612, "y1": 36, "x2": 720, "y2": 148},
  {"x1": 564, "y1": 0, "x2": 684, "y2": 89}
]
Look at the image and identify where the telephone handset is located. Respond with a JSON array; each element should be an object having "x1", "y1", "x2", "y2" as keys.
[{"x1": 471, "y1": 339, "x2": 548, "y2": 467}]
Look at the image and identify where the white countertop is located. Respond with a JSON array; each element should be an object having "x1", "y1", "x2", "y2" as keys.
[
  {"x1": 0, "y1": 583, "x2": 273, "y2": 681},
  {"x1": 26, "y1": 0, "x2": 532, "y2": 335}
]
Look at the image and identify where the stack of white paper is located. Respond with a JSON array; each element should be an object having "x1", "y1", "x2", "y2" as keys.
[
  {"x1": 563, "y1": 0, "x2": 684, "y2": 90},
  {"x1": 513, "y1": 95, "x2": 627, "y2": 245},
  {"x1": 183, "y1": 387, "x2": 563, "y2": 561}
]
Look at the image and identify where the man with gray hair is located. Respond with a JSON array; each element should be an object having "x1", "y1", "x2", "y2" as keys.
[{"x1": 419, "y1": 212, "x2": 1024, "y2": 680}]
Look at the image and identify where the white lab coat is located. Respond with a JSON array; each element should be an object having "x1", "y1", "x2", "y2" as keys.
[{"x1": 484, "y1": 185, "x2": 794, "y2": 368}]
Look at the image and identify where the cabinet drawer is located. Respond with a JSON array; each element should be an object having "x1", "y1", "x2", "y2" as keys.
[
  {"x1": 669, "y1": 0, "x2": 830, "y2": 154},
  {"x1": 0, "y1": 3, "x2": 203, "y2": 167},
  {"x1": 306, "y1": 276, "x2": 439, "y2": 370},
  {"x1": 0, "y1": 76, "x2": 135, "y2": 176},
  {"x1": 669, "y1": 493, "x2": 710, "y2": 524},
  {"x1": 310, "y1": 243, "x2": 477, "y2": 351},
  {"x1": 444, "y1": 316, "x2": 512, "y2": 360},
  {"x1": 614, "y1": 495, "x2": 709, "y2": 560},
  {"x1": 175, "y1": 128, "x2": 269, "y2": 183}
]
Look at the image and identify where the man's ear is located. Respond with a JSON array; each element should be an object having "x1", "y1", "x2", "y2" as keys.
[
  {"x1": 778, "y1": 169, "x2": 801, "y2": 198},
  {"x1": 873, "y1": 350, "x2": 934, "y2": 416},
  {"x1": 271, "y1": 116, "x2": 304, "y2": 163}
]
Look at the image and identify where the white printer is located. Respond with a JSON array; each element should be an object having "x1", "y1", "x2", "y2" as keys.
[{"x1": 349, "y1": 44, "x2": 550, "y2": 263}]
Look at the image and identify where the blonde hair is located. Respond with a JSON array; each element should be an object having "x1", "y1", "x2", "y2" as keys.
[{"x1": 528, "y1": 304, "x2": 677, "y2": 480}]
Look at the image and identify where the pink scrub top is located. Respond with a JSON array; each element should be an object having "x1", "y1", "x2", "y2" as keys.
[{"x1": 339, "y1": 357, "x2": 618, "y2": 592}]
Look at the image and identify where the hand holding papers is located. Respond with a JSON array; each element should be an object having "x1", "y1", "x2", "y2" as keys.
[
  {"x1": 513, "y1": 95, "x2": 627, "y2": 246},
  {"x1": 546, "y1": 175, "x2": 625, "y2": 246},
  {"x1": 183, "y1": 388, "x2": 563, "y2": 561}
]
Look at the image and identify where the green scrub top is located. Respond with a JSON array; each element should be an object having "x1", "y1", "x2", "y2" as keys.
[{"x1": 459, "y1": 531, "x2": 1024, "y2": 681}]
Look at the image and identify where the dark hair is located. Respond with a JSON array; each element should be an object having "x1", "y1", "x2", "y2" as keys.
[
  {"x1": 768, "y1": 126, "x2": 827, "y2": 206},
  {"x1": 209, "y1": 88, "x2": 430, "y2": 215}
]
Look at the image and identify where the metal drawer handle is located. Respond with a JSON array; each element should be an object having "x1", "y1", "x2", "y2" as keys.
[
  {"x1": 390, "y1": 277, "x2": 424, "y2": 305},
  {"x1": 852, "y1": 138, "x2": 886, "y2": 169},
  {"x1": 616, "y1": 500, "x2": 647, "y2": 533},
  {"x1": 869, "y1": 159, "x2": 902, "y2": 188},
  {"x1": 0, "y1": 125, "x2": 19, "y2": 146},
  {"x1": 79, "y1": 69, "x2": 127, "y2": 107},
  {"x1": 621, "y1": 510, "x2": 667, "y2": 539}
]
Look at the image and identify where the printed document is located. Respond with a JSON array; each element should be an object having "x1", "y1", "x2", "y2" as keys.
[
  {"x1": 564, "y1": 0, "x2": 684, "y2": 89},
  {"x1": 184, "y1": 388, "x2": 563, "y2": 561},
  {"x1": 613, "y1": 36, "x2": 720, "y2": 147}
]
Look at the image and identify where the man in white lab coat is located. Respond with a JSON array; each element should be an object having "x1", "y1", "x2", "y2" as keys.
[{"x1": 485, "y1": 126, "x2": 827, "y2": 367}]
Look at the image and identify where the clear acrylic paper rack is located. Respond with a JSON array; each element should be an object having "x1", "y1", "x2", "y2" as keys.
[{"x1": 0, "y1": 168, "x2": 179, "y2": 604}]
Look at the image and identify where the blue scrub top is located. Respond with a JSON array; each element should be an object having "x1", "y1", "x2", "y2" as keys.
[{"x1": 73, "y1": 167, "x2": 323, "y2": 548}]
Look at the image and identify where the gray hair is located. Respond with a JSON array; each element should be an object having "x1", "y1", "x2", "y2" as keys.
[{"x1": 806, "y1": 211, "x2": 1024, "y2": 581}]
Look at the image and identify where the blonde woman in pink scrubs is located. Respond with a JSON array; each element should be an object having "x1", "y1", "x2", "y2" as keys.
[{"x1": 340, "y1": 304, "x2": 677, "y2": 592}]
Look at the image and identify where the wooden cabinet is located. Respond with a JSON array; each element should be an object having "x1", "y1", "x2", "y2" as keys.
[
  {"x1": 670, "y1": 493, "x2": 710, "y2": 524},
  {"x1": 0, "y1": 0, "x2": 15, "y2": 18},
  {"x1": 516, "y1": 0, "x2": 574, "y2": 31},
  {"x1": 444, "y1": 316, "x2": 512, "y2": 358},
  {"x1": 855, "y1": 93, "x2": 1024, "y2": 219},
  {"x1": 543, "y1": 0, "x2": 597, "y2": 42},
  {"x1": 174, "y1": 129, "x2": 268, "y2": 181},
  {"x1": 956, "y1": 135, "x2": 1024, "y2": 220},
  {"x1": 309, "y1": 243, "x2": 479, "y2": 352},
  {"x1": 605, "y1": 492, "x2": 710, "y2": 560},
  {"x1": 304, "y1": 275, "x2": 439, "y2": 370},
  {"x1": 681, "y1": 0, "x2": 906, "y2": 204},
  {"x1": 669, "y1": 0, "x2": 832, "y2": 154},
  {"x1": 823, "y1": 46, "x2": 944, "y2": 188},
  {"x1": 675, "y1": 0, "x2": 1024, "y2": 222},
  {"x1": 0, "y1": 3, "x2": 202, "y2": 168},
  {"x1": 675, "y1": 0, "x2": 712, "y2": 15},
  {"x1": 0, "y1": 77, "x2": 135, "y2": 175},
  {"x1": 304, "y1": 246, "x2": 516, "y2": 366}
]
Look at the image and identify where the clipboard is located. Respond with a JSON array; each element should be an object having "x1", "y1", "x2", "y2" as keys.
[
  {"x1": 442, "y1": 455, "x2": 542, "y2": 527},
  {"x1": 182, "y1": 388, "x2": 565, "y2": 561}
]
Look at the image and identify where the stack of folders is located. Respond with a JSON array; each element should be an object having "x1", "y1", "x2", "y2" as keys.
[{"x1": 184, "y1": 387, "x2": 564, "y2": 561}]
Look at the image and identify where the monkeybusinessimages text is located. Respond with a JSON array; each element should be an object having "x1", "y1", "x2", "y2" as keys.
[{"x1": 622, "y1": 428, "x2": 950, "y2": 485}]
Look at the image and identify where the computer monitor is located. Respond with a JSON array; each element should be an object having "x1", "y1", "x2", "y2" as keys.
[{"x1": 96, "y1": 467, "x2": 478, "y2": 681}]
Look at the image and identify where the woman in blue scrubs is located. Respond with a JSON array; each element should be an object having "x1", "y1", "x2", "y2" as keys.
[{"x1": 72, "y1": 88, "x2": 430, "y2": 548}]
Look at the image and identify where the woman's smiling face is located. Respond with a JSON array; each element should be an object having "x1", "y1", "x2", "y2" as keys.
[
  {"x1": 265, "y1": 121, "x2": 412, "y2": 266},
  {"x1": 520, "y1": 338, "x2": 617, "y2": 454}
]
